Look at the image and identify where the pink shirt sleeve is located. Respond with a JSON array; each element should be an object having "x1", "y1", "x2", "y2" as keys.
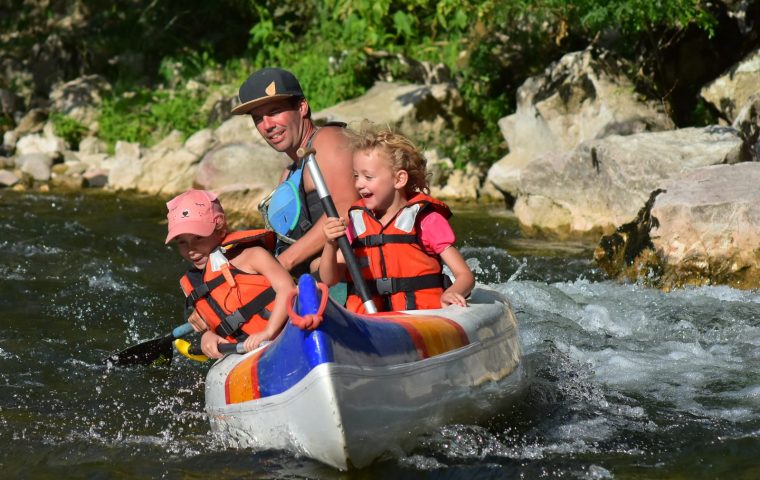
[{"x1": 418, "y1": 211, "x2": 455, "y2": 255}]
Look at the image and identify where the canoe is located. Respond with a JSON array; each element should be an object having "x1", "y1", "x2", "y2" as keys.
[{"x1": 204, "y1": 274, "x2": 523, "y2": 470}]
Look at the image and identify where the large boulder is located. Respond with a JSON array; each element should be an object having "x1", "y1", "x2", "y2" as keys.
[
  {"x1": 487, "y1": 47, "x2": 674, "y2": 198},
  {"x1": 595, "y1": 162, "x2": 760, "y2": 289},
  {"x1": 513, "y1": 126, "x2": 745, "y2": 239},
  {"x1": 701, "y1": 47, "x2": 760, "y2": 122},
  {"x1": 314, "y1": 81, "x2": 467, "y2": 142},
  {"x1": 194, "y1": 142, "x2": 287, "y2": 218}
]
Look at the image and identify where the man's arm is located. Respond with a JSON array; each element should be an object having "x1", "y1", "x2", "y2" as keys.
[{"x1": 277, "y1": 126, "x2": 358, "y2": 272}]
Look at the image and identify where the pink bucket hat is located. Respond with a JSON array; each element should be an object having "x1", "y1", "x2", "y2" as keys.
[{"x1": 165, "y1": 189, "x2": 225, "y2": 244}]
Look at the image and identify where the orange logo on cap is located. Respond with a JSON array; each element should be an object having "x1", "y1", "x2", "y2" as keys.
[{"x1": 265, "y1": 81, "x2": 276, "y2": 96}]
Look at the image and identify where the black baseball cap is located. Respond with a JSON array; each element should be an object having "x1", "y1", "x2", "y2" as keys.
[{"x1": 231, "y1": 67, "x2": 305, "y2": 115}]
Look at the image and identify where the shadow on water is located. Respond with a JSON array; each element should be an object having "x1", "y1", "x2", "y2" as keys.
[{"x1": 2, "y1": 191, "x2": 759, "y2": 479}]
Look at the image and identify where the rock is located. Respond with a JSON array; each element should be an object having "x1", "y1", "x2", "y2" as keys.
[
  {"x1": 203, "y1": 90, "x2": 235, "y2": 126},
  {"x1": 15, "y1": 128, "x2": 66, "y2": 159},
  {"x1": 78, "y1": 136, "x2": 108, "y2": 155},
  {"x1": 487, "y1": 47, "x2": 674, "y2": 198},
  {"x1": 49, "y1": 74, "x2": 111, "y2": 125},
  {"x1": 114, "y1": 140, "x2": 141, "y2": 162},
  {"x1": 151, "y1": 130, "x2": 184, "y2": 152},
  {"x1": 0, "y1": 169, "x2": 20, "y2": 187},
  {"x1": 424, "y1": 149, "x2": 453, "y2": 188},
  {"x1": 19, "y1": 154, "x2": 52, "y2": 181},
  {"x1": 50, "y1": 173, "x2": 84, "y2": 190},
  {"x1": 107, "y1": 156, "x2": 143, "y2": 191},
  {"x1": 134, "y1": 147, "x2": 199, "y2": 194},
  {"x1": 2, "y1": 130, "x2": 19, "y2": 153},
  {"x1": 195, "y1": 142, "x2": 287, "y2": 198},
  {"x1": 16, "y1": 152, "x2": 53, "y2": 169},
  {"x1": 701, "y1": 47, "x2": 760, "y2": 122},
  {"x1": 513, "y1": 126, "x2": 745, "y2": 239},
  {"x1": 215, "y1": 115, "x2": 265, "y2": 146},
  {"x1": 51, "y1": 163, "x2": 69, "y2": 174},
  {"x1": 13, "y1": 109, "x2": 48, "y2": 136},
  {"x1": 314, "y1": 81, "x2": 467, "y2": 142},
  {"x1": 596, "y1": 162, "x2": 760, "y2": 289},
  {"x1": 63, "y1": 161, "x2": 88, "y2": 175},
  {"x1": 83, "y1": 168, "x2": 109, "y2": 188},
  {"x1": 432, "y1": 163, "x2": 482, "y2": 201},
  {"x1": 732, "y1": 94, "x2": 760, "y2": 161},
  {"x1": 184, "y1": 128, "x2": 218, "y2": 157},
  {"x1": 77, "y1": 153, "x2": 109, "y2": 169},
  {"x1": 593, "y1": 189, "x2": 664, "y2": 284}
]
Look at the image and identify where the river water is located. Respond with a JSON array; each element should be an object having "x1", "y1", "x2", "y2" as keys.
[{"x1": 1, "y1": 190, "x2": 758, "y2": 479}]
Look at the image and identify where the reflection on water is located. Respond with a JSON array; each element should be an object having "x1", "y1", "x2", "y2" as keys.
[{"x1": 1, "y1": 190, "x2": 759, "y2": 478}]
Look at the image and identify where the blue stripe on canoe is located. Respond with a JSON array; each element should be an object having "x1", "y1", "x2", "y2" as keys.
[{"x1": 255, "y1": 301, "x2": 421, "y2": 398}]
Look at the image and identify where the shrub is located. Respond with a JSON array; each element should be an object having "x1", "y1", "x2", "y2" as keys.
[{"x1": 51, "y1": 113, "x2": 88, "y2": 150}]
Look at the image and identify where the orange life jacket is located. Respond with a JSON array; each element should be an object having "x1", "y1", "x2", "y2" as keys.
[
  {"x1": 345, "y1": 193, "x2": 453, "y2": 313},
  {"x1": 179, "y1": 230, "x2": 277, "y2": 342}
]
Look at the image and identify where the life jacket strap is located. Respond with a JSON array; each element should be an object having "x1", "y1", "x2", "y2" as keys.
[
  {"x1": 352, "y1": 233, "x2": 417, "y2": 248},
  {"x1": 215, "y1": 286, "x2": 277, "y2": 338},
  {"x1": 347, "y1": 273, "x2": 451, "y2": 297},
  {"x1": 184, "y1": 275, "x2": 226, "y2": 309}
]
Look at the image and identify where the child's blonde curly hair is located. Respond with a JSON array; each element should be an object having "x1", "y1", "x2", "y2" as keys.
[{"x1": 344, "y1": 123, "x2": 429, "y2": 196}]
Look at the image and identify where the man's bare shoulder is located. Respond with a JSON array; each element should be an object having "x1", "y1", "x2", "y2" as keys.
[{"x1": 313, "y1": 125, "x2": 351, "y2": 156}]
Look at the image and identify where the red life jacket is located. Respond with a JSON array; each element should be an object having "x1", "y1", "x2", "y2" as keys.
[
  {"x1": 345, "y1": 193, "x2": 453, "y2": 313},
  {"x1": 179, "y1": 230, "x2": 277, "y2": 342}
]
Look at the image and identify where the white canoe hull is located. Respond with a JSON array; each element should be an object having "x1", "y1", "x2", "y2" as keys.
[{"x1": 205, "y1": 281, "x2": 523, "y2": 470}]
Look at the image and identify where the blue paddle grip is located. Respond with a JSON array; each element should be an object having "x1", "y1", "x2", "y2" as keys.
[{"x1": 172, "y1": 323, "x2": 194, "y2": 339}]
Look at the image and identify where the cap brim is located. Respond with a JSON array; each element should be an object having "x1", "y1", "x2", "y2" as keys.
[
  {"x1": 165, "y1": 221, "x2": 217, "y2": 244},
  {"x1": 231, "y1": 94, "x2": 298, "y2": 115}
]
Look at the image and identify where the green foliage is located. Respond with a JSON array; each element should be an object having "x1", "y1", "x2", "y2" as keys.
[
  {"x1": 98, "y1": 87, "x2": 208, "y2": 150},
  {"x1": 50, "y1": 113, "x2": 88, "y2": 150},
  {"x1": 4, "y1": 0, "x2": 718, "y2": 168}
]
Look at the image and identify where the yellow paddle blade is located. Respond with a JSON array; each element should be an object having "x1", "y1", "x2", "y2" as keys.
[{"x1": 174, "y1": 339, "x2": 209, "y2": 362}]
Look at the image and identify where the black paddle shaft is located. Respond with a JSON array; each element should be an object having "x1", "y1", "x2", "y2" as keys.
[{"x1": 297, "y1": 147, "x2": 378, "y2": 313}]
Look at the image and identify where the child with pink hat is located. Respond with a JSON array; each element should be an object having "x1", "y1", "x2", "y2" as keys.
[{"x1": 166, "y1": 189, "x2": 294, "y2": 358}]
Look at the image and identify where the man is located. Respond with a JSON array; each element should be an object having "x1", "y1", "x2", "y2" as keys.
[{"x1": 232, "y1": 67, "x2": 358, "y2": 275}]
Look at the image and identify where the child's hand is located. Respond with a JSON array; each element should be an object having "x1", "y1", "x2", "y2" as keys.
[
  {"x1": 323, "y1": 217, "x2": 347, "y2": 245},
  {"x1": 200, "y1": 331, "x2": 228, "y2": 359},
  {"x1": 187, "y1": 309, "x2": 208, "y2": 333},
  {"x1": 441, "y1": 289, "x2": 468, "y2": 308},
  {"x1": 243, "y1": 331, "x2": 272, "y2": 352}
]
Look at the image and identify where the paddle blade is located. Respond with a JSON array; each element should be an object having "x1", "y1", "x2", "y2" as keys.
[{"x1": 104, "y1": 334, "x2": 174, "y2": 367}]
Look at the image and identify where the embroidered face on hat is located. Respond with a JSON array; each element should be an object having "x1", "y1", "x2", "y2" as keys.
[
  {"x1": 231, "y1": 67, "x2": 305, "y2": 115},
  {"x1": 165, "y1": 189, "x2": 225, "y2": 244}
]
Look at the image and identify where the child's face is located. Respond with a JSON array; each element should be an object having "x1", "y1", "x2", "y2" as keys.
[
  {"x1": 174, "y1": 231, "x2": 224, "y2": 270},
  {"x1": 353, "y1": 149, "x2": 405, "y2": 213}
]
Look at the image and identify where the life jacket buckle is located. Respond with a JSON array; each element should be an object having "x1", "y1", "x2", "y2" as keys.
[
  {"x1": 218, "y1": 310, "x2": 247, "y2": 337},
  {"x1": 376, "y1": 277, "x2": 394, "y2": 296}
]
